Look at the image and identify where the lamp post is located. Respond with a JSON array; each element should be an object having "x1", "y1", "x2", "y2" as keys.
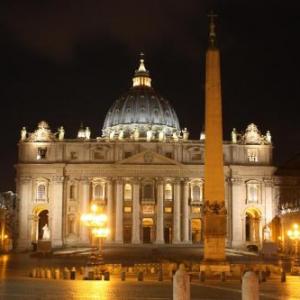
[
  {"x1": 81, "y1": 204, "x2": 108, "y2": 266},
  {"x1": 287, "y1": 223, "x2": 300, "y2": 266}
]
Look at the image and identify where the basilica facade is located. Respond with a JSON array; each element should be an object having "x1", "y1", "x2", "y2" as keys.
[{"x1": 16, "y1": 53, "x2": 278, "y2": 251}]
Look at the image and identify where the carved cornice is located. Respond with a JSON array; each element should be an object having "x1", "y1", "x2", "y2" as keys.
[
  {"x1": 18, "y1": 176, "x2": 32, "y2": 184},
  {"x1": 263, "y1": 177, "x2": 273, "y2": 187},
  {"x1": 52, "y1": 176, "x2": 64, "y2": 183},
  {"x1": 231, "y1": 177, "x2": 243, "y2": 185},
  {"x1": 80, "y1": 176, "x2": 91, "y2": 184}
]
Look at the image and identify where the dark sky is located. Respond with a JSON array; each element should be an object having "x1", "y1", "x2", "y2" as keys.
[{"x1": 1, "y1": 1, "x2": 300, "y2": 191}]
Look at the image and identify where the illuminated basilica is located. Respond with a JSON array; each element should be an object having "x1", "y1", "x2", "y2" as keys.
[{"x1": 16, "y1": 52, "x2": 278, "y2": 251}]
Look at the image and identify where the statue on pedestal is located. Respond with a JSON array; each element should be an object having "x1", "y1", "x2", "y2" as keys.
[
  {"x1": 42, "y1": 224, "x2": 50, "y2": 240},
  {"x1": 146, "y1": 128, "x2": 153, "y2": 142},
  {"x1": 58, "y1": 126, "x2": 65, "y2": 140},
  {"x1": 231, "y1": 128, "x2": 237, "y2": 144},
  {"x1": 265, "y1": 130, "x2": 272, "y2": 144},
  {"x1": 85, "y1": 127, "x2": 91, "y2": 140},
  {"x1": 20, "y1": 127, "x2": 27, "y2": 141},
  {"x1": 182, "y1": 128, "x2": 189, "y2": 141}
]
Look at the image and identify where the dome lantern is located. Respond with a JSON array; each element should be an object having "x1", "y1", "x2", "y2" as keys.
[{"x1": 132, "y1": 53, "x2": 152, "y2": 88}]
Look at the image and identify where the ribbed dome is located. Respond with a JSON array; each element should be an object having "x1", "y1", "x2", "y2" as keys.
[{"x1": 102, "y1": 57, "x2": 180, "y2": 140}]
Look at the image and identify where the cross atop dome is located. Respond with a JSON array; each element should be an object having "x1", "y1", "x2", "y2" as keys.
[{"x1": 132, "y1": 53, "x2": 152, "y2": 87}]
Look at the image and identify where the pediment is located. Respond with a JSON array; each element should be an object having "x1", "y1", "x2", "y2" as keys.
[{"x1": 116, "y1": 151, "x2": 181, "y2": 165}]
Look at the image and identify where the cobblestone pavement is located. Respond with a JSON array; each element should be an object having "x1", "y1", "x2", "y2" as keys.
[
  {"x1": 1, "y1": 253, "x2": 300, "y2": 299},
  {"x1": 1, "y1": 277, "x2": 300, "y2": 300}
]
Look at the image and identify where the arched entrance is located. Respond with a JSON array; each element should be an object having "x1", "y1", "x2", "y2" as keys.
[
  {"x1": 245, "y1": 208, "x2": 261, "y2": 244},
  {"x1": 142, "y1": 218, "x2": 153, "y2": 243},
  {"x1": 38, "y1": 210, "x2": 49, "y2": 240},
  {"x1": 191, "y1": 219, "x2": 202, "y2": 243}
]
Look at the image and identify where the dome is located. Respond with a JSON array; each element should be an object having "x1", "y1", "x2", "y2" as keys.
[{"x1": 102, "y1": 56, "x2": 181, "y2": 141}]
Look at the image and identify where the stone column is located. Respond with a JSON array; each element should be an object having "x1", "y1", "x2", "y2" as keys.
[
  {"x1": 51, "y1": 176, "x2": 64, "y2": 248},
  {"x1": 80, "y1": 177, "x2": 90, "y2": 244},
  {"x1": 182, "y1": 179, "x2": 190, "y2": 243},
  {"x1": 132, "y1": 179, "x2": 141, "y2": 244},
  {"x1": 231, "y1": 177, "x2": 244, "y2": 248},
  {"x1": 264, "y1": 179, "x2": 273, "y2": 224},
  {"x1": 115, "y1": 178, "x2": 123, "y2": 243},
  {"x1": 173, "y1": 179, "x2": 181, "y2": 243},
  {"x1": 155, "y1": 179, "x2": 164, "y2": 244},
  {"x1": 106, "y1": 179, "x2": 113, "y2": 242},
  {"x1": 17, "y1": 176, "x2": 32, "y2": 250}
]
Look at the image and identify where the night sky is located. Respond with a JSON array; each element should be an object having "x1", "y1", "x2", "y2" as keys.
[{"x1": 1, "y1": 1, "x2": 300, "y2": 191}]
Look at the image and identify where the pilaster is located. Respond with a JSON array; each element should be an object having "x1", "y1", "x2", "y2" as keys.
[
  {"x1": 132, "y1": 178, "x2": 141, "y2": 244},
  {"x1": 115, "y1": 178, "x2": 123, "y2": 243},
  {"x1": 155, "y1": 178, "x2": 164, "y2": 244},
  {"x1": 51, "y1": 176, "x2": 64, "y2": 248},
  {"x1": 173, "y1": 179, "x2": 181, "y2": 243}
]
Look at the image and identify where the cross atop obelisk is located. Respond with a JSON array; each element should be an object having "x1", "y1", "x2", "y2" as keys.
[
  {"x1": 203, "y1": 13, "x2": 227, "y2": 262},
  {"x1": 208, "y1": 11, "x2": 218, "y2": 48}
]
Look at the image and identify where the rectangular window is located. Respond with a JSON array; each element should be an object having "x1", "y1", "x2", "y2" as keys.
[
  {"x1": 192, "y1": 153, "x2": 201, "y2": 161},
  {"x1": 165, "y1": 152, "x2": 173, "y2": 159},
  {"x1": 124, "y1": 152, "x2": 132, "y2": 159},
  {"x1": 164, "y1": 207, "x2": 172, "y2": 213},
  {"x1": 70, "y1": 152, "x2": 77, "y2": 160},
  {"x1": 37, "y1": 147, "x2": 47, "y2": 160},
  {"x1": 124, "y1": 206, "x2": 132, "y2": 213},
  {"x1": 247, "y1": 149, "x2": 258, "y2": 162},
  {"x1": 192, "y1": 207, "x2": 201, "y2": 214},
  {"x1": 94, "y1": 151, "x2": 104, "y2": 160}
]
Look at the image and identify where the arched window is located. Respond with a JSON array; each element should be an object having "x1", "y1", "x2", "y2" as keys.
[
  {"x1": 37, "y1": 184, "x2": 46, "y2": 200},
  {"x1": 94, "y1": 184, "x2": 103, "y2": 199},
  {"x1": 247, "y1": 182, "x2": 260, "y2": 203},
  {"x1": 144, "y1": 184, "x2": 153, "y2": 200},
  {"x1": 124, "y1": 183, "x2": 132, "y2": 200},
  {"x1": 192, "y1": 185, "x2": 201, "y2": 202},
  {"x1": 165, "y1": 183, "x2": 172, "y2": 200}
]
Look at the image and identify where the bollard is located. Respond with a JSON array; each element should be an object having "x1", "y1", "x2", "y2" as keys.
[
  {"x1": 199, "y1": 271, "x2": 205, "y2": 282},
  {"x1": 137, "y1": 271, "x2": 144, "y2": 281},
  {"x1": 46, "y1": 269, "x2": 52, "y2": 279},
  {"x1": 54, "y1": 268, "x2": 60, "y2": 280},
  {"x1": 281, "y1": 271, "x2": 286, "y2": 283},
  {"x1": 88, "y1": 270, "x2": 94, "y2": 280},
  {"x1": 242, "y1": 271, "x2": 259, "y2": 300},
  {"x1": 158, "y1": 269, "x2": 163, "y2": 281},
  {"x1": 36, "y1": 268, "x2": 41, "y2": 278},
  {"x1": 121, "y1": 271, "x2": 126, "y2": 281},
  {"x1": 104, "y1": 271, "x2": 110, "y2": 281},
  {"x1": 173, "y1": 264, "x2": 190, "y2": 300},
  {"x1": 63, "y1": 267, "x2": 70, "y2": 280},
  {"x1": 70, "y1": 267, "x2": 76, "y2": 280},
  {"x1": 221, "y1": 271, "x2": 226, "y2": 282},
  {"x1": 83, "y1": 267, "x2": 89, "y2": 280},
  {"x1": 31, "y1": 268, "x2": 37, "y2": 278},
  {"x1": 259, "y1": 271, "x2": 266, "y2": 283}
]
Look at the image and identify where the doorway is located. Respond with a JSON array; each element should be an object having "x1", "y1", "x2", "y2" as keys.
[
  {"x1": 191, "y1": 219, "x2": 201, "y2": 243},
  {"x1": 164, "y1": 226, "x2": 172, "y2": 244},
  {"x1": 38, "y1": 210, "x2": 49, "y2": 240},
  {"x1": 142, "y1": 218, "x2": 153, "y2": 243},
  {"x1": 245, "y1": 208, "x2": 261, "y2": 243}
]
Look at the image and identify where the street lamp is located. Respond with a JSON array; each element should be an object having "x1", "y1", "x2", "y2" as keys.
[
  {"x1": 81, "y1": 204, "x2": 108, "y2": 265},
  {"x1": 287, "y1": 223, "x2": 300, "y2": 265}
]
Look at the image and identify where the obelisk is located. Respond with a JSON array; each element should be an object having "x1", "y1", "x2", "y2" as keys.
[{"x1": 203, "y1": 13, "x2": 227, "y2": 262}]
